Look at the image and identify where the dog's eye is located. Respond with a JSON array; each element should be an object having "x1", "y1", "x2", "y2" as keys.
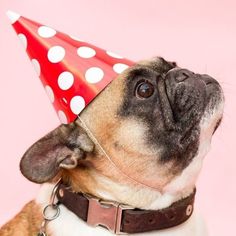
[{"x1": 136, "y1": 81, "x2": 154, "y2": 98}]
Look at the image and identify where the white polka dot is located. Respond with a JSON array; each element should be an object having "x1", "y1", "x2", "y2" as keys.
[
  {"x1": 47, "y1": 46, "x2": 65, "y2": 63},
  {"x1": 6, "y1": 10, "x2": 20, "y2": 24},
  {"x1": 70, "y1": 96, "x2": 85, "y2": 114},
  {"x1": 45, "y1": 85, "x2": 54, "y2": 103},
  {"x1": 58, "y1": 71, "x2": 74, "y2": 90},
  {"x1": 69, "y1": 35, "x2": 84, "y2": 41},
  {"x1": 58, "y1": 110, "x2": 68, "y2": 124},
  {"x1": 85, "y1": 67, "x2": 104, "y2": 84},
  {"x1": 18, "y1": 33, "x2": 27, "y2": 49},
  {"x1": 77, "y1": 46, "x2": 96, "y2": 58},
  {"x1": 31, "y1": 59, "x2": 41, "y2": 76},
  {"x1": 106, "y1": 51, "x2": 123, "y2": 59},
  {"x1": 38, "y1": 26, "x2": 56, "y2": 38},
  {"x1": 113, "y1": 63, "x2": 129, "y2": 74}
]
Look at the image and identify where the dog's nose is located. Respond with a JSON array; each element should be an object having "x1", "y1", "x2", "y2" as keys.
[
  {"x1": 164, "y1": 68, "x2": 213, "y2": 95},
  {"x1": 165, "y1": 68, "x2": 200, "y2": 89},
  {"x1": 172, "y1": 69, "x2": 195, "y2": 82}
]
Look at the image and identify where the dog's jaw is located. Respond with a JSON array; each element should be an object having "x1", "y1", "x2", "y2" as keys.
[
  {"x1": 81, "y1": 94, "x2": 224, "y2": 211},
  {"x1": 60, "y1": 75, "x2": 224, "y2": 212},
  {"x1": 152, "y1": 94, "x2": 224, "y2": 208}
]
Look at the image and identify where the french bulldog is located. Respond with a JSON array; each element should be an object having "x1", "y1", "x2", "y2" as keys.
[{"x1": 0, "y1": 57, "x2": 224, "y2": 236}]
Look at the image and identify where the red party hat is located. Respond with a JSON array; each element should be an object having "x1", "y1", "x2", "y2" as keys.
[{"x1": 7, "y1": 11, "x2": 134, "y2": 123}]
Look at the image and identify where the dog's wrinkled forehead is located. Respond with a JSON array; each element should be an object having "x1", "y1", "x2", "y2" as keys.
[{"x1": 135, "y1": 57, "x2": 177, "y2": 75}]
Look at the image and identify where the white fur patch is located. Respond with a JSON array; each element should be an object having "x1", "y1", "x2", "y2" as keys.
[{"x1": 162, "y1": 97, "x2": 224, "y2": 198}]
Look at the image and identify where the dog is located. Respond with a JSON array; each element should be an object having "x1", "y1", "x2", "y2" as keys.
[{"x1": 0, "y1": 57, "x2": 224, "y2": 236}]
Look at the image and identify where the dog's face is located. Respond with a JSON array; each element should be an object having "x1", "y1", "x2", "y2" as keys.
[{"x1": 20, "y1": 57, "x2": 224, "y2": 207}]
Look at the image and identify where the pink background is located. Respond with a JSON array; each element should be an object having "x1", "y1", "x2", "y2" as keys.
[{"x1": 0, "y1": 0, "x2": 235, "y2": 235}]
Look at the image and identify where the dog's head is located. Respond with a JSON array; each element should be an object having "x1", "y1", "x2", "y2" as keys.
[{"x1": 20, "y1": 57, "x2": 224, "y2": 208}]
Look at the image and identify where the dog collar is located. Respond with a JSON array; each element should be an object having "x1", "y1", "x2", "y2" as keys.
[{"x1": 56, "y1": 183, "x2": 196, "y2": 234}]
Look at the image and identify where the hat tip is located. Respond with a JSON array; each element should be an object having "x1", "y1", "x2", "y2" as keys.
[{"x1": 6, "y1": 10, "x2": 21, "y2": 24}]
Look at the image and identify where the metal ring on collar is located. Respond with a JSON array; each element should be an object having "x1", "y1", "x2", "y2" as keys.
[{"x1": 43, "y1": 204, "x2": 60, "y2": 221}]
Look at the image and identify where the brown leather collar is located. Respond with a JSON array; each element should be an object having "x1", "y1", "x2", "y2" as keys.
[{"x1": 56, "y1": 183, "x2": 196, "y2": 234}]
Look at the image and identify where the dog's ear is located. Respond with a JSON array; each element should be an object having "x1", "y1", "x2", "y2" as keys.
[{"x1": 20, "y1": 122, "x2": 95, "y2": 183}]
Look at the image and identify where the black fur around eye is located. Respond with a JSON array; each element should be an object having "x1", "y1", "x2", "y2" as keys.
[{"x1": 136, "y1": 81, "x2": 154, "y2": 98}]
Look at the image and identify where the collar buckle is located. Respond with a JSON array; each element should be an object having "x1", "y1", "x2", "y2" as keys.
[{"x1": 86, "y1": 195, "x2": 133, "y2": 234}]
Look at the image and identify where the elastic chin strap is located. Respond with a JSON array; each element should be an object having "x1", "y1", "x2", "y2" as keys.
[{"x1": 77, "y1": 116, "x2": 160, "y2": 192}]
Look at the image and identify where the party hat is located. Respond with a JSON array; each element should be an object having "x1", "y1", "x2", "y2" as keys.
[{"x1": 7, "y1": 11, "x2": 134, "y2": 123}]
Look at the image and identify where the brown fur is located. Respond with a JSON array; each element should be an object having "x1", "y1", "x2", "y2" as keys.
[
  {"x1": 1, "y1": 60, "x2": 176, "y2": 235},
  {"x1": 0, "y1": 201, "x2": 42, "y2": 236}
]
